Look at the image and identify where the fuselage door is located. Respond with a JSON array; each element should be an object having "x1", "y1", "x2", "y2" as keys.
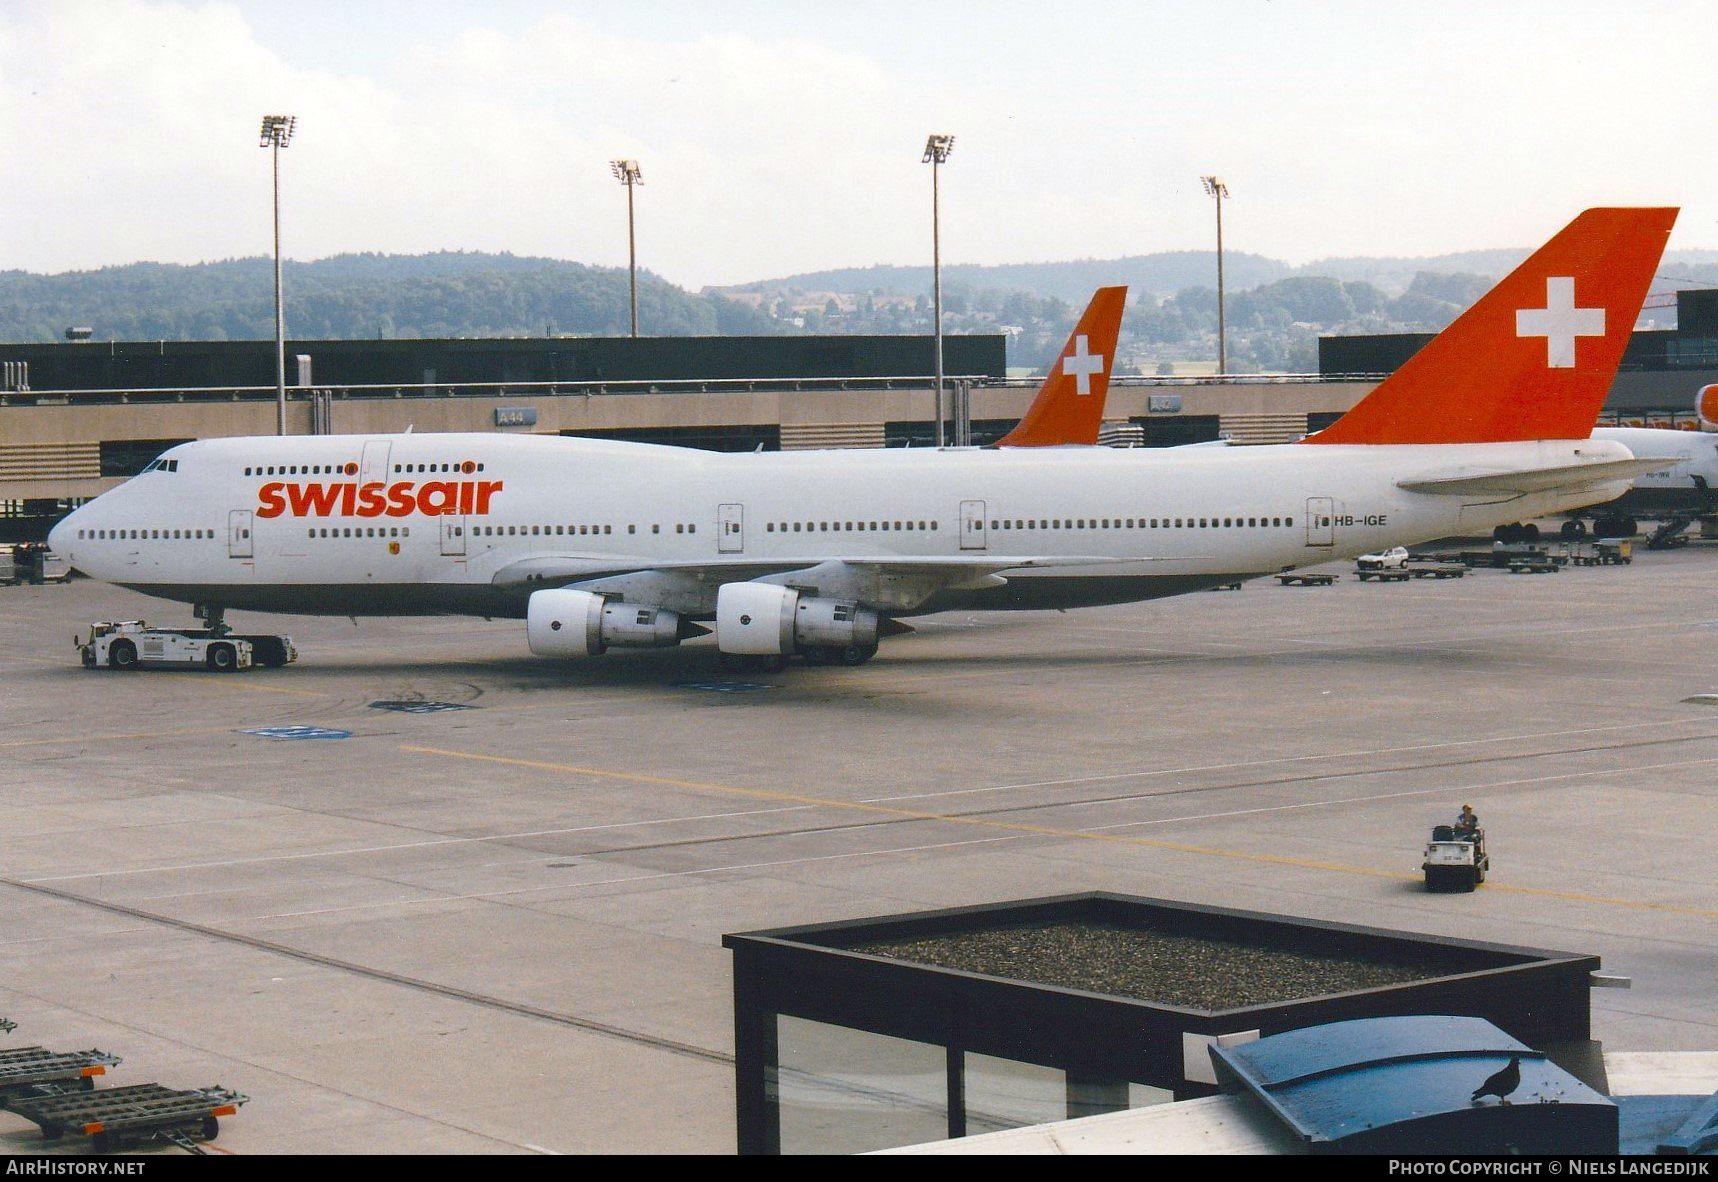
[
  {"x1": 960, "y1": 499, "x2": 987, "y2": 551},
  {"x1": 440, "y1": 515, "x2": 467, "y2": 557},
  {"x1": 718, "y1": 503, "x2": 744, "y2": 553},
  {"x1": 228, "y1": 509, "x2": 254, "y2": 559},
  {"x1": 1305, "y1": 496, "x2": 1335, "y2": 548},
  {"x1": 359, "y1": 440, "x2": 392, "y2": 486}
]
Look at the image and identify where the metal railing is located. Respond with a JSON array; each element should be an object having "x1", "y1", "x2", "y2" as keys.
[
  {"x1": 0, "y1": 374, "x2": 1000, "y2": 407},
  {"x1": 0, "y1": 369, "x2": 1384, "y2": 408}
]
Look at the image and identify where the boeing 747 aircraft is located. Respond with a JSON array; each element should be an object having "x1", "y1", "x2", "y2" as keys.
[{"x1": 51, "y1": 208, "x2": 1676, "y2": 668}]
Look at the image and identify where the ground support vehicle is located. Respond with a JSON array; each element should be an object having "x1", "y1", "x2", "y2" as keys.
[
  {"x1": 1355, "y1": 547, "x2": 1410, "y2": 581},
  {"x1": 1406, "y1": 560, "x2": 1466, "y2": 579},
  {"x1": 1644, "y1": 515, "x2": 1697, "y2": 549},
  {"x1": 1276, "y1": 572, "x2": 1337, "y2": 587},
  {"x1": 16, "y1": 543, "x2": 69, "y2": 583},
  {"x1": 1507, "y1": 556, "x2": 1560, "y2": 574},
  {"x1": 77, "y1": 621, "x2": 297, "y2": 672},
  {"x1": 1423, "y1": 826, "x2": 1489, "y2": 892}
]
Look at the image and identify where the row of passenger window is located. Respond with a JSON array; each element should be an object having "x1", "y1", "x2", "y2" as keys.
[
  {"x1": 248, "y1": 464, "x2": 353, "y2": 476},
  {"x1": 78, "y1": 527, "x2": 211, "y2": 540},
  {"x1": 305, "y1": 527, "x2": 412, "y2": 538},
  {"x1": 242, "y1": 460, "x2": 489, "y2": 477},
  {"x1": 768, "y1": 520, "x2": 938, "y2": 533},
  {"x1": 450, "y1": 523, "x2": 699, "y2": 538},
  {"x1": 395, "y1": 461, "x2": 486, "y2": 474},
  {"x1": 756, "y1": 515, "x2": 1296, "y2": 535},
  {"x1": 988, "y1": 515, "x2": 1295, "y2": 530}
]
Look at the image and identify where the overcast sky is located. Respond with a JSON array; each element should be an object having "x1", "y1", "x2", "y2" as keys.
[{"x1": 2, "y1": 1, "x2": 1712, "y2": 289}]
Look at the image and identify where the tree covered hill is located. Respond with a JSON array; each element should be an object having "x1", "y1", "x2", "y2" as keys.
[
  {"x1": 731, "y1": 252, "x2": 1294, "y2": 307},
  {"x1": 0, "y1": 253, "x2": 775, "y2": 344},
  {"x1": 6, "y1": 245, "x2": 1715, "y2": 376}
]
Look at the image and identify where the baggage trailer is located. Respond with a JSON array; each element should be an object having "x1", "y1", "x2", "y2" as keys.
[
  {"x1": 77, "y1": 620, "x2": 297, "y2": 672},
  {"x1": 0, "y1": 1047, "x2": 121, "y2": 1103},
  {"x1": 9, "y1": 1082, "x2": 246, "y2": 1154}
]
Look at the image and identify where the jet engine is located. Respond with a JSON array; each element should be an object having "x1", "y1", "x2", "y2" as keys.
[
  {"x1": 714, "y1": 582, "x2": 879, "y2": 660},
  {"x1": 526, "y1": 588, "x2": 687, "y2": 656}
]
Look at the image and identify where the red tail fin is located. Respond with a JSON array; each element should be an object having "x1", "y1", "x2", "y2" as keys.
[
  {"x1": 1305, "y1": 208, "x2": 1676, "y2": 445},
  {"x1": 995, "y1": 286, "x2": 1127, "y2": 446}
]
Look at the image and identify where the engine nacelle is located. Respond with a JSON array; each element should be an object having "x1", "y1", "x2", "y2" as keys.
[
  {"x1": 715, "y1": 582, "x2": 878, "y2": 656},
  {"x1": 526, "y1": 588, "x2": 684, "y2": 656}
]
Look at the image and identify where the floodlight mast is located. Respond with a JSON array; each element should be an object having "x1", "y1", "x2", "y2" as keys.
[
  {"x1": 610, "y1": 159, "x2": 644, "y2": 337},
  {"x1": 260, "y1": 115, "x2": 296, "y2": 435},
  {"x1": 923, "y1": 134, "x2": 955, "y2": 446},
  {"x1": 1201, "y1": 175, "x2": 1229, "y2": 375}
]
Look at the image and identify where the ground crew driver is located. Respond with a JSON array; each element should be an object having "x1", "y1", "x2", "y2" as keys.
[{"x1": 1454, "y1": 804, "x2": 1479, "y2": 839}]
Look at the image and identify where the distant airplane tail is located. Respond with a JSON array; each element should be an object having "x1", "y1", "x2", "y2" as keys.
[
  {"x1": 1304, "y1": 208, "x2": 1676, "y2": 445},
  {"x1": 995, "y1": 286, "x2": 1127, "y2": 447}
]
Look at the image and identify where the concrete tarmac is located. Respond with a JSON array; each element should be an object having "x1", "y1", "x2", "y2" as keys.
[{"x1": 1, "y1": 541, "x2": 1715, "y2": 1154}]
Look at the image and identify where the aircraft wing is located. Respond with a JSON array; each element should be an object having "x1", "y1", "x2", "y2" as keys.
[
  {"x1": 491, "y1": 552, "x2": 1137, "y2": 594},
  {"x1": 1396, "y1": 456, "x2": 1674, "y2": 497}
]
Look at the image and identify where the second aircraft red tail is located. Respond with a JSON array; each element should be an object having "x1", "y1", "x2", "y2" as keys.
[{"x1": 995, "y1": 286, "x2": 1127, "y2": 447}]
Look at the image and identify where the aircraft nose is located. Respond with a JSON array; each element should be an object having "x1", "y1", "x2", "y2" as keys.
[{"x1": 47, "y1": 509, "x2": 76, "y2": 562}]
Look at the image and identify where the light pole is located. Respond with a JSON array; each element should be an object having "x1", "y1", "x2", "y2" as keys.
[
  {"x1": 1201, "y1": 175, "x2": 1229, "y2": 375},
  {"x1": 922, "y1": 134, "x2": 954, "y2": 446},
  {"x1": 610, "y1": 159, "x2": 643, "y2": 337},
  {"x1": 260, "y1": 115, "x2": 296, "y2": 435}
]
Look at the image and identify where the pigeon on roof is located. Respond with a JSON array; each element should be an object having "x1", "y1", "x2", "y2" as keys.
[{"x1": 1471, "y1": 1055, "x2": 1522, "y2": 1105}]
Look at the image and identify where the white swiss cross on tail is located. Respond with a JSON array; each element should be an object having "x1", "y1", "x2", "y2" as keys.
[
  {"x1": 1516, "y1": 276, "x2": 1605, "y2": 368},
  {"x1": 1062, "y1": 334, "x2": 1105, "y2": 395}
]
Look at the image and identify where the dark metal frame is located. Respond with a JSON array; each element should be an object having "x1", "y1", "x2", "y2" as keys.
[{"x1": 725, "y1": 892, "x2": 1601, "y2": 1154}]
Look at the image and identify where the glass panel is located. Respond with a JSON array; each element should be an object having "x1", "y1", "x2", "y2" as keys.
[
  {"x1": 963, "y1": 1053, "x2": 1065, "y2": 1134},
  {"x1": 772, "y1": 1016, "x2": 947, "y2": 1155},
  {"x1": 1129, "y1": 1082, "x2": 1175, "y2": 1108}
]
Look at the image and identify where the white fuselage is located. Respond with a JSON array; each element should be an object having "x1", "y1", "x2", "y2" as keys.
[
  {"x1": 1591, "y1": 426, "x2": 1718, "y2": 513},
  {"x1": 50, "y1": 432, "x2": 1640, "y2": 620}
]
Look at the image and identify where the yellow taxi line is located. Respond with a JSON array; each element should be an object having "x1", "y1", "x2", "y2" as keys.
[{"x1": 399, "y1": 744, "x2": 1718, "y2": 919}]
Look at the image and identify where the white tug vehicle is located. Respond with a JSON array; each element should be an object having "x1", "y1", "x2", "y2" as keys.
[{"x1": 78, "y1": 619, "x2": 297, "y2": 672}]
